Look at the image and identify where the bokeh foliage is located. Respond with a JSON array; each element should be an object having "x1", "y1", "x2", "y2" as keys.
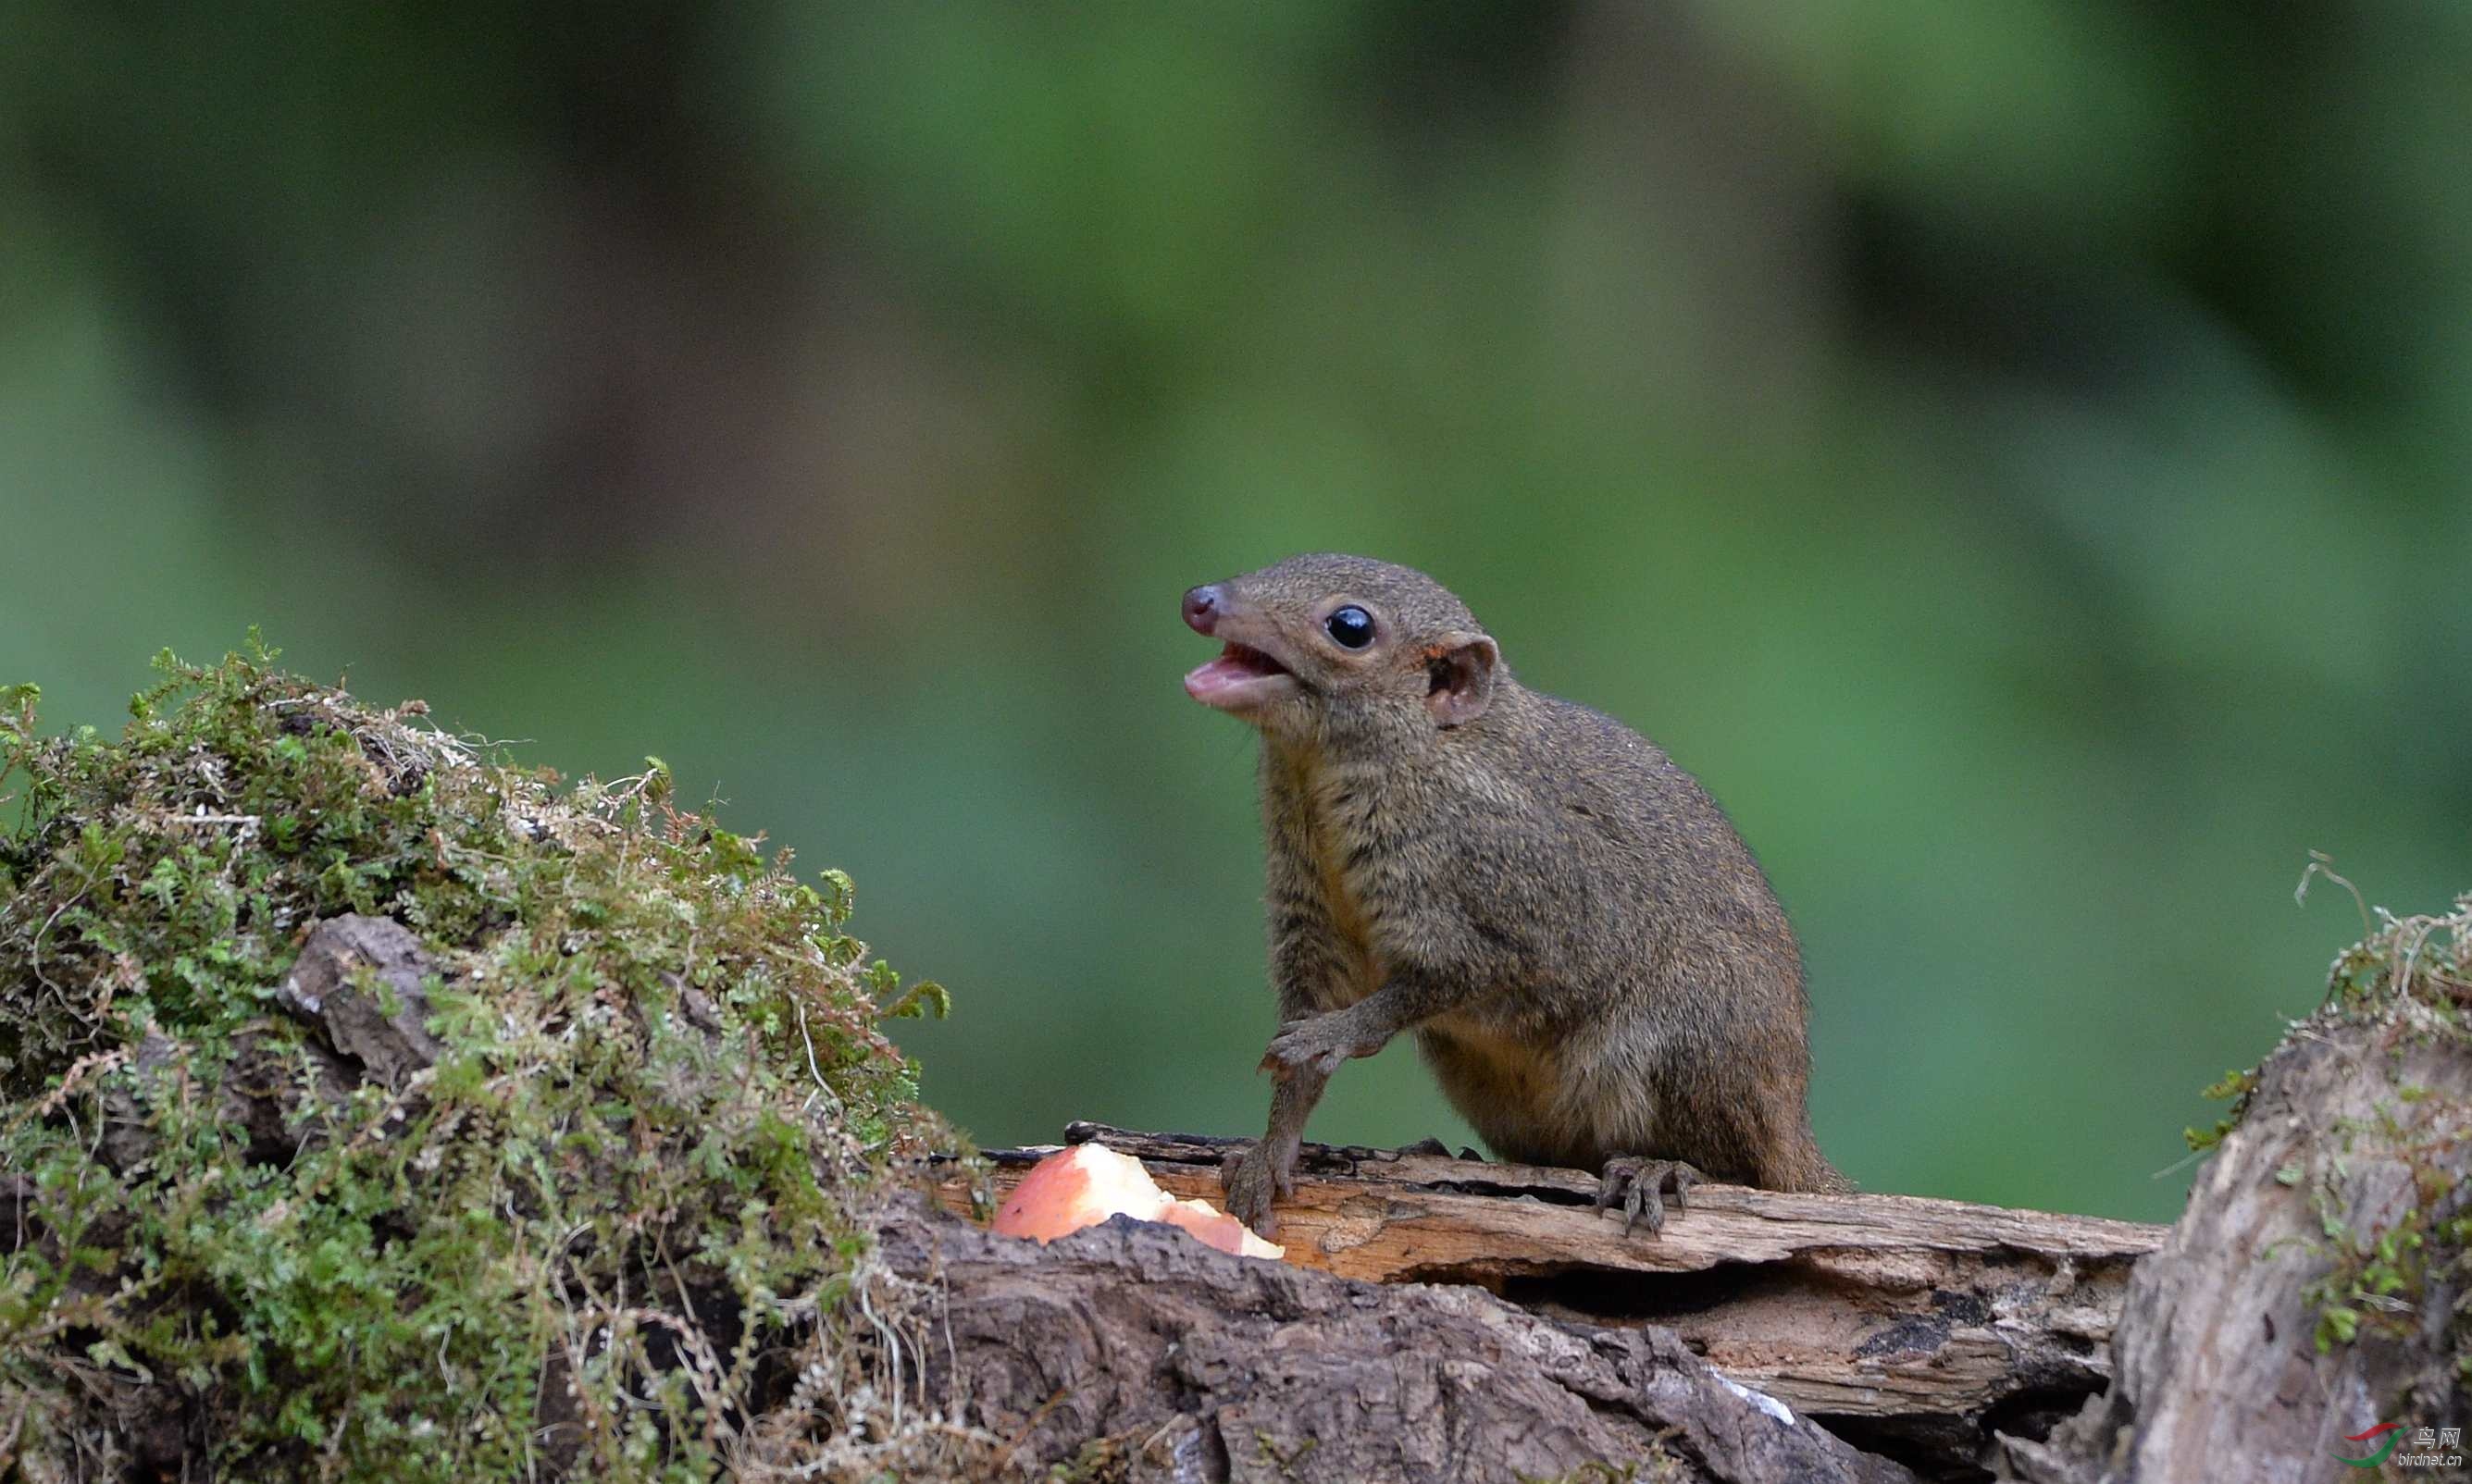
[{"x1": 3, "y1": 2, "x2": 2466, "y2": 1220}]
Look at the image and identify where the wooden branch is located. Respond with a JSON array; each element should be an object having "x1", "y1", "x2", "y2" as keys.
[
  {"x1": 936, "y1": 1122, "x2": 2166, "y2": 1478},
  {"x1": 880, "y1": 1203, "x2": 1919, "y2": 1484}
]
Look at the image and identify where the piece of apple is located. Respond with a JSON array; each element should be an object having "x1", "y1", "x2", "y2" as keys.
[
  {"x1": 1157, "y1": 1195, "x2": 1286, "y2": 1260},
  {"x1": 989, "y1": 1144, "x2": 1285, "y2": 1260},
  {"x1": 990, "y1": 1143, "x2": 1166, "y2": 1241}
]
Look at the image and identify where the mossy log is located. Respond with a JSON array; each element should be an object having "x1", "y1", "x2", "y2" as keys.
[
  {"x1": 2001, "y1": 900, "x2": 2472, "y2": 1482},
  {"x1": 0, "y1": 654, "x2": 954, "y2": 1482}
]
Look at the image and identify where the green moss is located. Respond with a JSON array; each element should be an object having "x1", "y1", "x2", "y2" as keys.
[
  {"x1": 1514, "y1": 1450, "x2": 1688, "y2": 1484},
  {"x1": 0, "y1": 639, "x2": 953, "y2": 1480},
  {"x1": 2255, "y1": 869, "x2": 2472, "y2": 1393},
  {"x1": 1046, "y1": 1435, "x2": 1132, "y2": 1483},
  {"x1": 2180, "y1": 1067, "x2": 2257, "y2": 1154}
]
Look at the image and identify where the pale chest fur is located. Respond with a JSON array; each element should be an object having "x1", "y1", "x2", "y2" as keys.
[{"x1": 1261, "y1": 744, "x2": 1388, "y2": 1013}]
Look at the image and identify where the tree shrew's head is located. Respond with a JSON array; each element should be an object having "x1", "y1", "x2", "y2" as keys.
[{"x1": 1181, "y1": 553, "x2": 1503, "y2": 743}]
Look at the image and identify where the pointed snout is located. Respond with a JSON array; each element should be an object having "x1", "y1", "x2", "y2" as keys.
[{"x1": 1183, "y1": 584, "x2": 1224, "y2": 636}]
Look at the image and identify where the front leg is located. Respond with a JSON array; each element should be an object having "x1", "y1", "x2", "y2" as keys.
[
  {"x1": 1221, "y1": 1059, "x2": 1327, "y2": 1237},
  {"x1": 1224, "y1": 978, "x2": 1470, "y2": 1236},
  {"x1": 1258, "y1": 992, "x2": 1411, "y2": 1081},
  {"x1": 1224, "y1": 831, "x2": 1358, "y2": 1236},
  {"x1": 1222, "y1": 998, "x2": 1397, "y2": 1234}
]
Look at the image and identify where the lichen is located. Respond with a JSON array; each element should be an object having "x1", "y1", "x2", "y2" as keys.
[{"x1": 0, "y1": 638, "x2": 966, "y2": 1480}]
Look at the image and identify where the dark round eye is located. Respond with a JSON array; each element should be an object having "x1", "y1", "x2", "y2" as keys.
[{"x1": 1324, "y1": 605, "x2": 1374, "y2": 649}]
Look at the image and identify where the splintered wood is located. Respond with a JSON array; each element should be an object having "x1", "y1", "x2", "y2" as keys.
[{"x1": 938, "y1": 1122, "x2": 2166, "y2": 1461}]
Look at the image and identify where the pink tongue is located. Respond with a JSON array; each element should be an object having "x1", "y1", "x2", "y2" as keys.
[{"x1": 1185, "y1": 654, "x2": 1267, "y2": 701}]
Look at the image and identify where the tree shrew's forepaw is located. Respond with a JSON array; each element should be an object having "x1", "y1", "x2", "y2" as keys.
[
  {"x1": 1220, "y1": 1144, "x2": 1288, "y2": 1239},
  {"x1": 1259, "y1": 1021, "x2": 1358, "y2": 1082},
  {"x1": 1595, "y1": 1156, "x2": 1701, "y2": 1237}
]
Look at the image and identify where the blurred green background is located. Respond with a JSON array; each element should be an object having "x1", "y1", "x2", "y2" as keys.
[{"x1": 5, "y1": 3, "x2": 2466, "y2": 1223}]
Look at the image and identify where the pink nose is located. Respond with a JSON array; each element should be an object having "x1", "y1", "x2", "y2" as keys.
[{"x1": 1183, "y1": 585, "x2": 1223, "y2": 635}]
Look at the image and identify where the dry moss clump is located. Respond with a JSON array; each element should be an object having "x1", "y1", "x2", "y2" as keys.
[{"x1": 0, "y1": 640, "x2": 958, "y2": 1480}]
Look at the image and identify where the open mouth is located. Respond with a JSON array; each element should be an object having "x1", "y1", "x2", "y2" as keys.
[{"x1": 1184, "y1": 642, "x2": 1297, "y2": 711}]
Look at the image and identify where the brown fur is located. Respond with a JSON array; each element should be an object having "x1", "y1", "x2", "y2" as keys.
[{"x1": 1185, "y1": 554, "x2": 1847, "y2": 1234}]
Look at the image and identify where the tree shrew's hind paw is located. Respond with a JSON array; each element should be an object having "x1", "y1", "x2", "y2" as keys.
[{"x1": 1595, "y1": 1156, "x2": 1701, "y2": 1237}]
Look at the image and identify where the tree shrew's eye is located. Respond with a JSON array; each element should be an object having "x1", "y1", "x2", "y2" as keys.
[{"x1": 1324, "y1": 605, "x2": 1374, "y2": 649}]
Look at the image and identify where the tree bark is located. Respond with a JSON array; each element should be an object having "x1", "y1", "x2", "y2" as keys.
[
  {"x1": 882, "y1": 1204, "x2": 1919, "y2": 1484},
  {"x1": 929, "y1": 1125, "x2": 2168, "y2": 1480},
  {"x1": 1998, "y1": 995, "x2": 2472, "y2": 1483}
]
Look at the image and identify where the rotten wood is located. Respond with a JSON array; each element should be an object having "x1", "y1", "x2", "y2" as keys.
[
  {"x1": 881, "y1": 1203, "x2": 1919, "y2": 1484},
  {"x1": 936, "y1": 1122, "x2": 2167, "y2": 1479}
]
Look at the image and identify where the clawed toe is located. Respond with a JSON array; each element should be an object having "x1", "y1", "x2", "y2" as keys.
[
  {"x1": 1595, "y1": 1156, "x2": 1701, "y2": 1237},
  {"x1": 1221, "y1": 1144, "x2": 1289, "y2": 1238}
]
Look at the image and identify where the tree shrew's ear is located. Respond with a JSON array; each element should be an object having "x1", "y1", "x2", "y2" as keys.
[{"x1": 1422, "y1": 633, "x2": 1499, "y2": 727}]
